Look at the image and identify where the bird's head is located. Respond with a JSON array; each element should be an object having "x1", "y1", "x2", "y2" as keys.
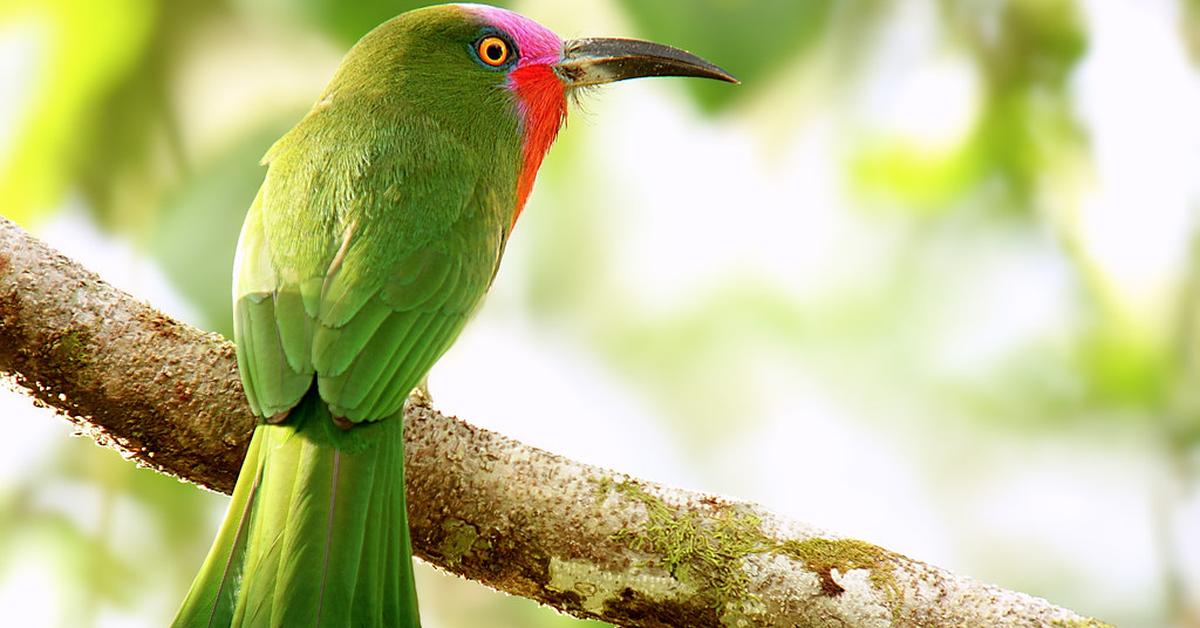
[{"x1": 323, "y1": 3, "x2": 736, "y2": 224}]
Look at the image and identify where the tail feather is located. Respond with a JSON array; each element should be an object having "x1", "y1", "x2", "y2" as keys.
[
  {"x1": 231, "y1": 422, "x2": 298, "y2": 626},
  {"x1": 173, "y1": 426, "x2": 264, "y2": 628},
  {"x1": 313, "y1": 449, "x2": 344, "y2": 622},
  {"x1": 173, "y1": 390, "x2": 419, "y2": 627}
]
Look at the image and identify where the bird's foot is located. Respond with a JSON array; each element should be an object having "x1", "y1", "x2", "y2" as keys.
[
  {"x1": 405, "y1": 379, "x2": 432, "y2": 412},
  {"x1": 331, "y1": 414, "x2": 355, "y2": 431}
]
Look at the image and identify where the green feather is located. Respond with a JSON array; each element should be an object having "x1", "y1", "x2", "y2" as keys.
[
  {"x1": 381, "y1": 248, "x2": 455, "y2": 310},
  {"x1": 373, "y1": 315, "x2": 465, "y2": 418},
  {"x1": 273, "y1": 289, "x2": 314, "y2": 374},
  {"x1": 232, "y1": 425, "x2": 300, "y2": 626},
  {"x1": 312, "y1": 298, "x2": 395, "y2": 378},
  {"x1": 329, "y1": 310, "x2": 433, "y2": 412},
  {"x1": 349, "y1": 315, "x2": 444, "y2": 420},
  {"x1": 233, "y1": 303, "x2": 262, "y2": 416}
]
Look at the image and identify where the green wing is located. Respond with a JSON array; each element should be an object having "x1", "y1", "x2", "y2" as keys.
[{"x1": 233, "y1": 116, "x2": 504, "y2": 423}]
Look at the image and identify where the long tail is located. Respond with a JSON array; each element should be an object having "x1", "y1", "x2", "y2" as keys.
[{"x1": 173, "y1": 390, "x2": 420, "y2": 627}]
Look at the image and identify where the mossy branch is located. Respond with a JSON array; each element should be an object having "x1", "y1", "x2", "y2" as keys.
[{"x1": 0, "y1": 216, "x2": 1110, "y2": 627}]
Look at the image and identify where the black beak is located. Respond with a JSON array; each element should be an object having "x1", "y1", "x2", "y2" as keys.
[{"x1": 555, "y1": 37, "x2": 738, "y2": 87}]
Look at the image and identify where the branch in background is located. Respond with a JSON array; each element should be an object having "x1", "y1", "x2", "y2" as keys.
[{"x1": 0, "y1": 216, "x2": 1109, "y2": 627}]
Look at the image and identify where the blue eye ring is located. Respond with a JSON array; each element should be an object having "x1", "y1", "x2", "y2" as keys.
[{"x1": 472, "y1": 30, "x2": 518, "y2": 69}]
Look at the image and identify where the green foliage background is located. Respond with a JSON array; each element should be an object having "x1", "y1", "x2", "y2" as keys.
[{"x1": 1, "y1": 1, "x2": 1198, "y2": 626}]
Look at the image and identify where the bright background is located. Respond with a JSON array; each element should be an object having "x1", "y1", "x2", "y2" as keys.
[{"x1": 2, "y1": 0, "x2": 1199, "y2": 626}]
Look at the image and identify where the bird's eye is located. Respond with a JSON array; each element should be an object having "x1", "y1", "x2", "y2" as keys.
[{"x1": 475, "y1": 35, "x2": 511, "y2": 67}]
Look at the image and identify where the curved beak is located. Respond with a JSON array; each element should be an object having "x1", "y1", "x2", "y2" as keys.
[{"x1": 555, "y1": 37, "x2": 738, "y2": 88}]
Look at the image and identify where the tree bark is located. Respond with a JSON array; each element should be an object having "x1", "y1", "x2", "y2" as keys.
[{"x1": 0, "y1": 216, "x2": 1110, "y2": 628}]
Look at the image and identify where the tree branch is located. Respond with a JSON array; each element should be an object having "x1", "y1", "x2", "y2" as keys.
[{"x1": 0, "y1": 216, "x2": 1109, "y2": 627}]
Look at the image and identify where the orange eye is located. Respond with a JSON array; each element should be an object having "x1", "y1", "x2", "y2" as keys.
[{"x1": 476, "y1": 36, "x2": 510, "y2": 67}]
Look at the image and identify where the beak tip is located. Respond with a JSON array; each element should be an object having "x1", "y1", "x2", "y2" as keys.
[
  {"x1": 707, "y1": 69, "x2": 740, "y2": 85},
  {"x1": 705, "y1": 63, "x2": 739, "y2": 85},
  {"x1": 705, "y1": 61, "x2": 739, "y2": 85}
]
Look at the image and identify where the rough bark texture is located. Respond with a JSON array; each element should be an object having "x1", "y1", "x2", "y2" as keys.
[{"x1": 0, "y1": 216, "x2": 1110, "y2": 628}]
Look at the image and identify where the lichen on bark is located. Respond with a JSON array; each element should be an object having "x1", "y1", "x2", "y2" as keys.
[{"x1": 605, "y1": 479, "x2": 766, "y2": 611}]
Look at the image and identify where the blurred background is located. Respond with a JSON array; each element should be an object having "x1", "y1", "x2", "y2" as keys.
[{"x1": 1, "y1": 0, "x2": 1198, "y2": 626}]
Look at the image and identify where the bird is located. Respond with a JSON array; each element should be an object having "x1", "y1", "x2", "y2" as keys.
[{"x1": 172, "y1": 4, "x2": 735, "y2": 627}]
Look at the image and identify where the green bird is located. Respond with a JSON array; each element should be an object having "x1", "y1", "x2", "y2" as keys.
[{"x1": 173, "y1": 4, "x2": 735, "y2": 626}]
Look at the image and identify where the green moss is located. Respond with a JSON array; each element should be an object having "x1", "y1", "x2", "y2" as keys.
[
  {"x1": 589, "y1": 475, "x2": 614, "y2": 503},
  {"x1": 439, "y1": 518, "x2": 486, "y2": 566},
  {"x1": 50, "y1": 328, "x2": 91, "y2": 367},
  {"x1": 607, "y1": 479, "x2": 762, "y2": 611},
  {"x1": 776, "y1": 537, "x2": 902, "y2": 618},
  {"x1": 602, "y1": 478, "x2": 905, "y2": 622}
]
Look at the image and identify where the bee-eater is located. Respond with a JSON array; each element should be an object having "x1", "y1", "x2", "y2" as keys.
[{"x1": 173, "y1": 4, "x2": 735, "y2": 626}]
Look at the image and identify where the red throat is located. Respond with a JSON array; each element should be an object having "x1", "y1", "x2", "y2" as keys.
[{"x1": 509, "y1": 64, "x2": 567, "y2": 229}]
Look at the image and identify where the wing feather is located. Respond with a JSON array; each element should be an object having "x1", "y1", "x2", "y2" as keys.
[
  {"x1": 312, "y1": 299, "x2": 394, "y2": 377},
  {"x1": 232, "y1": 114, "x2": 506, "y2": 424}
]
